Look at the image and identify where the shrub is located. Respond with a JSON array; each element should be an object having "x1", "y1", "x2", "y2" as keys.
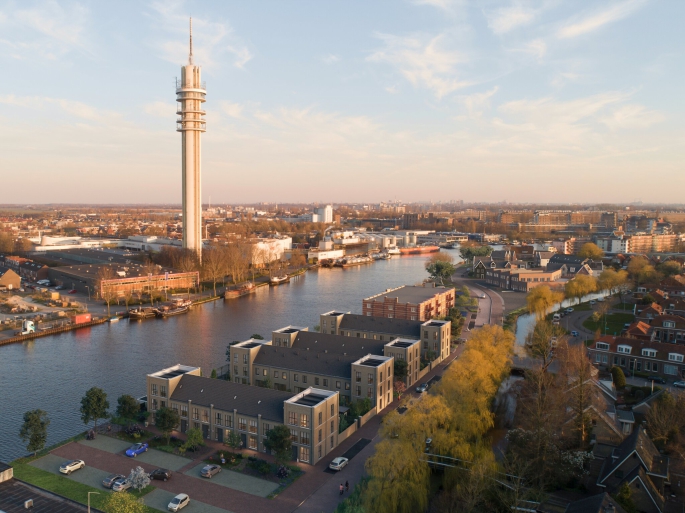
[{"x1": 611, "y1": 366, "x2": 626, "y2": 389}]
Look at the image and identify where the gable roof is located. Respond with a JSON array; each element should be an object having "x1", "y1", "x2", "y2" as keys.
[
  {"x1": 254, "y1": 331, "x2": 387, "y2": 379},
  {"x1": 625, "y1": 321, "x2": 652, "y2": 339},
  {"x1": 591, "y1": 335, "x2": 685, "y2": 362},
  {"x1": 564, "y1": 493, "x2": 627, "y2": 513},
  {"x1": 549, "y1": 254, "x2": 588, "y2": 266},
  {"x1": 338, "y1": 314, "x2": 422, "y2": 338},
  {"x1": 169, "y1": 374, "x2": 293, "y2": 422}
]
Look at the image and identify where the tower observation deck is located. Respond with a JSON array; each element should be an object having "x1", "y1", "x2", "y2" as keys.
[{"x1": 176, "y1": 18, "x2": 206, "y2": 261}]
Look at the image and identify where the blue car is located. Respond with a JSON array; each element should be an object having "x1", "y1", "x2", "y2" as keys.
[{"x1": 125, "y1": 442, "x2": 148, "y2": 458}]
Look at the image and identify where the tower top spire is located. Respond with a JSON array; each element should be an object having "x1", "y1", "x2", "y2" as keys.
[{"x1": 189, "y1": 17, "x2": 194, "y2": 65}]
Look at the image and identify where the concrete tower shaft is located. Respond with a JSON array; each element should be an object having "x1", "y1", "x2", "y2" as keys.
[{"x1": 176, "y1": 18, "x2": 206, "y2": 261}]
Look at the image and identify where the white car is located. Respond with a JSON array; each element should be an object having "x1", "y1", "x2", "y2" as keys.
[
  {"x1": 168, "y1": 493, "x2": 190, "y2": 512},
  {"x1": 112, "y1": 479, "x2": 132, "y2": 492},
  {"x1": 329, "y1": 457, "x2": 349, "y2": 471},
  {"x1": 59, "y1": 460, "x2": 85, "y2": 475}
]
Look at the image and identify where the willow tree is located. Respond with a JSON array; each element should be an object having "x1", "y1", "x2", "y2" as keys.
[
  {"x1": 526, "y1": 285, "x2": 564, "y2": 320},
  {"x1": 564, "y1": 274, "x2": 597, "y2": 305}
]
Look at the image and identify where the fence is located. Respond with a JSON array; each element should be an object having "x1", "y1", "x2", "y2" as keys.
[
  {"x1": 358, "y1": 407, "x2": 377, "y2": 428},
  {"x1": 0, "y1": 318, "x2": 108, "y2": 347},
  {"x1": 338, "y1": 421, "x2": 358, "y2": 444}
]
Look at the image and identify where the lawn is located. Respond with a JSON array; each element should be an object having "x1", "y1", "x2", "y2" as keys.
[
  {"x1": 12, "y1": 463, "x2": 161, "y2": 512},
  {"x1": 583, "y1": 312, "x2": 635, "y2": 336},
  {"x1": 614, "y1": 302, "x2": 637, "y2": 312}
]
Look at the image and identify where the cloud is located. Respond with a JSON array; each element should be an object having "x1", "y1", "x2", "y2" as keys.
[
  {"x1": 509, "y1": 38, "x2": 547, "y2": 60},
  {"x1": 0, "y1": 0, "x2": 89, "y2": 60},
  {"x1": 459, "y1": 86, "x2": 498, "y2": 118},
  {"x1": 557, "y1": 0, "x2": 648, "y2": 39},
  {"x1": 322, "y1": 54, "x2": 340, "y2": 65},
  {"x1": 368, "y1": 33, "x2": 471, "y2": 99},
  {"x1": 385, "y1": 85, "x2": 400, "y2": 94},
  {"x1": 499, "y1": 91, "x2": 629, "y2": 124},
  {"x1": 486, "y1": 2, "x2": 539, "y2": 34},
  {"x1": 0, "y1": 94, "x2": 119, "y2": 122},
  {"x1": 144, "y1": 101, "x2": 176, "y2": 118},
  {"x1": 149, "y1": 2, "x2": 252, "y2": 69},
  {"x1": 411, "y1": 0, "x2": 461, "y2": 11},
  {"x1": 600, "y1": 104, "x2": 664, "y2": 130},
  {"x1": 220, "y1": 101, "x2": 244, "y2": 119}
]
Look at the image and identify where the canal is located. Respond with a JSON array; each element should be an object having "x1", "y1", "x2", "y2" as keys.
[{"x1": 0, "y1": 252, "x2": 458, "y2": 462}]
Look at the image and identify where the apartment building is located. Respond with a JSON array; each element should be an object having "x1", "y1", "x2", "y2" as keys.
[
  {"x1": 320, "y1": 311, "x2": 452, "y2": 363},
  {"x1": 146, "y1": 365, "x2": 339, "y2": 465},
  {"x1": 383, "y1": 338, "x2": 422, "y2": 386},
  {"x1": 485, "y1": 268, "x2": 562, "y2": 292},
  {"x1": 588, "y1": 336, "x2": 685, "y2": 379},
  {"x1": 595, "y1": 233, "x2": 678, "y2": 254},
  {"x1": 362, "y1": 285, "x2": 455, "y2": 321}
]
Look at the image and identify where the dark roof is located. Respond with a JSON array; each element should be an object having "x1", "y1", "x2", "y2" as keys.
[
  {"x1": 564, "y1": 493, "x2": 626, "y2": 513},
  {"x1": 338, "y1": 314, "x2": 422, "y2": 338},
  {"x1": 0, "y1": 479, "x2": 100, "y2": 513},
  {"x1": 254, "y1": 331, "x2": 386, "y2": 379},
  {"x1": 598, "y1": 426, "x2": 668, "y2": 486},
  {"x1": 549, "y1": 254, "x2": 587, "y2": 265},
  {"x1": 365, "y1": 285, "x2": 454, "y2": 304},
  {"x1": 169, "y1": 374, "x2": 292, "y2": 422}
]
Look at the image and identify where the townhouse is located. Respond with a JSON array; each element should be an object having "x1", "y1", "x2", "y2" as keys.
[
  {"x1": 588, "y1": 335, "x2": 685, "y2": 379},
  {"x1": 146, "y1": 364, "x2": 340, "y2": 465},
  {"x1": 485, "y1": 268, "x2": 562, "y2": 292}
]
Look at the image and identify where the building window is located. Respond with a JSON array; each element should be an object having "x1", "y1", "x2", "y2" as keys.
[
  {"x1": 233, "y1": 354, "x2": 237, "y2": 362},
  {"x1": 249, "y1": 420, "x2": 257, "y2": 434},
  {"x1": 192, "y1": 407, "x2": 199, "y2": 420},
  {"x1": 617, "y1": 345, "x2": 632, "y2": 354},
  {"x1": 255, "y1": 368, "x2": 260, "y2": 376},
  {"x1": 294, "y1": 374, "x2": 299, "y2": 382},
  {"x1": 300, "y1": 414, "x2": 309, "y2": 428},
  {"x1": 289, "y1": 412, "x2": 297, "y2": 425},
  {"x1": 331, "y1": 404, "x2": 335, "y2": 417},
  {"x1": 215, "y1": 412, "x2": 222, "y2": 426},
  {"x1": 356, "y1": 386, "x2": 361, "y2": 397},
  {"x1": 318, "y1": 412, "x2": 323, "y2": 425},
  {"x1": 290, "y1": 429, "x2": 298, "y2": 442},
  {"x1": 239, "y1": 417, "x2": 247, "y2": 431},
  {"x1": 642, "y1": 349, "x2": 656, "y2": 357},
  {"x1": 664, "y1": 364, "x2": 678, "y2": 375},
  {"x1": 596, "y1": 342, "x2": 610, "y2": 350},
  {"x1": 303, "y1": 375, "x2": 308, "y2": 384},
  {"x1": 423, "y1": 341, "x2": 428, "y2": 349},
  {"x1": 318, "y1": 429, "x2": 322, "y2": 443},
  {"x1": 172, "y1": 403, "x2": 179, "y2": 414},
  {"x1": 151, "y1": 384, "x2": 158, "y2": 396},
  {"x1": 331, "y1": 435, "x2": 335, "y2": 448},
  {"x1": 355, "y1": 372, "x2": 361, "y2": 382},
  {"x1": 299, "y1": 446, "x2": 310, "y2": 463},
  {"x1": 249, "y1": 436, "x2": 257, "y2": 450},
  {"x1": 244, "y1": 366, "x2": 248, "y2": 376},
  {"x1": 345, "y1": 382, "x2": 350, "y2": 390},
  {"x1": 315, "y1": 377, "x2": 320, "y2": 386},
  {"x1": 323, "y1": 378, "x2": 328, "y2": 387},
  {"x1": 336, "y1": 381, "x2": 341, "y2": 389},
  {"x1": 424, "y1": 331, "x2": 428, "y2": 339},
  {"x1": 226, "y1": 415, "x2": 233, "y2": 428},
  {"x1": 281, "y1": 372, "x2": 286, "y2": 379},
  {"x1": 368, "y1": 374, "x2": 373, "y2": 384},
  {"x1": 243, "y1": 354, "x2": 248, "y2": 364},
  {"x1": 274, "y1": 370, "x2": 278, "y2": 377},
  {"x1": 180, "y1": 405, "x2": 188, "y2": 417},
  {"x1": 668, "y1": 353, "x2": 684, "y2": 363},
  {"x1": 202, "y1": 410, "x2": 209, "y2": 423},
  {"x1": 367, "y1": 388, "x2": 373, "y2": 398},
  {"x1": 300, "y1": 431, "x2": 309, "y2": 445},
  {"x1": 152, "y1": 399, "x2": 158, "y2": 411},
  {"x1": 318, "y1": 445, "x2": 322, "y2": 460},
  {"x1": 160, "y1": 385, "x2": 167, "y2": 398},
  {"x1": 331, "y1": 420, "x2": 334, "y2": 432}
]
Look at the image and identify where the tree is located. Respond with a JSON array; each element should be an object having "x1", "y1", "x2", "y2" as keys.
[
  {"x1": 657, "y1": 260, "x2": 682, "y2": 278},
  {"x1": 459, "y1": 243, "x2": 493, "y2": 264},
  {"x1": 611, "y1": 366, "x2": 626, "y2": 389},
  {"x1": 251, "y1": 334, "x2": 264, "y2": 340},
  {"x1": 258, "y1": 376, "x2": 272, "y2": 388},
  {"x1": 394, "y1": 359, "x2": 408, "y2": 381},
  {"x1": 13, "y1": 238, "x2": 33, "y2": 255},
  {"x1": 393, "y1": 380, "x2": 407, "y2": 399},
  {"x1": 577, "y1": 242, "x2": 604, "y2": 260},
  {"x1": 202, "y1": 246, "x2": 228, "y2": 297},
  {"x1": 557, "y1": 342, "x2": 596, "y2": 447},
  {"x1": 80, "y1": 387, "x2": 109, "y2": 433},
  {"x1": 210, "y1": 368, "x2": 217, "y2": 379},
  {"x1": 19, "y1": 409, "x2": 50, "y2": 456},
  {"x1": 525, "y1": 321, "x2": 565, "y2": 372},
  {"x1": 0, "y1": 232, "x2": 13, "y2": 253},
  {"x1": 614, "y1": 483, "x2": 638, "y2": 513},
  {"x1": 127, "y1": 465, "x2": 151, "y2": 491},
  {"x1": 182, "y1": 427, "x2": 204, "y2": 452},
  {"x1": 526, "y1": 285, "x2": 564, "y2": 320},
  {"x1": 115, "y1": 394, "x2": 139, "y2": 424},
  {"x1": 264, "y1": 425, "x2": 292, "y2": 465},
  {"x1": 224, "y1": 430, "x2": 243, "y2": 453},
  {"x1": 103, "y1": 492, "x2": 146, "y2": 513},
  {"x1": 425, "y1": 253, "x2": 455, "y2": 285},
  {"x1": 646, "y1": 392, "x2": 685, "y2": 447},
  {"x1": 95, "y1": 266, "x2": 116, "y2": 316},
  {"x1": 564, "y1": 274, "x2": 597, "y2": 304},
  {"x1": 155, "y1": 407, "x2": 180, "y2": 445},
  {"x1": 627, "y1": 256, "x2": 656, "y2": 287}
]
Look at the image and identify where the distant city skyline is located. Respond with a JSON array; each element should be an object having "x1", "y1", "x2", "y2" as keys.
[{"x1": 0, "y1": 0, "x2": 683, "y2": 204}]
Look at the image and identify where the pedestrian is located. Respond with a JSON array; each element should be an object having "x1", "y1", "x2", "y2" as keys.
[
  {"x1": 339, "y1": 483, "x2": 344, "y2": 495},
  {"x1": 345, "y1": 480, "x2": 349, "y2": 492}
]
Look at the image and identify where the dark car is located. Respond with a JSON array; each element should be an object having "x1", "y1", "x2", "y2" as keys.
[
  {"x1": 648, "y1": 375, "x2": 666, "y2": 384},
  {"x1": 102, "y1": 473, "x2": 126, "y2": 489},
  {"x1": 149, "y1": 468, "x2": 172, "y2": 482}
]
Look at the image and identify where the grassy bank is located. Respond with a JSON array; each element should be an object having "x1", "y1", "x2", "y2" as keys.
[
  {"x1": 583, "y1": 312, "x2": 635, "y2": 336},
  {"x1": 503, "y1": 306, "x2": 528, "y2": 332}
]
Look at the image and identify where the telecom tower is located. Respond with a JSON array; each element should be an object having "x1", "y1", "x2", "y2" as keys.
[{"x1": 176, "y1": 18, "x2": 206, "y2": 261}]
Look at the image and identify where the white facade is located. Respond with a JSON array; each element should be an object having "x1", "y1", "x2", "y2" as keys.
[
  {"x1": 176, "y1": 19, "x2": 206, "y2": 261},
  {"x1": 316, "y1": 205, "x2": 333, "y2": 224},
  {"x1": 249, "y1": 237, "x2": 293, "y2": 265}
]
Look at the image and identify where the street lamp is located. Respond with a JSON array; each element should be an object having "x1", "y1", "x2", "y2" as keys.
[{"x1": 87, "y1": 491, "x2": 99, "y2": 513}]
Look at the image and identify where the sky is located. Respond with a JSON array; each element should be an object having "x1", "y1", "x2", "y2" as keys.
[{"x1": 0, "y1": 0, "x2": 683, "y2": 205}]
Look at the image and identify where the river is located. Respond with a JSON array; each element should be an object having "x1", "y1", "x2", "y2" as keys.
[{"x1": 0, "y1": 251, "x2": 459, "y2": 462}]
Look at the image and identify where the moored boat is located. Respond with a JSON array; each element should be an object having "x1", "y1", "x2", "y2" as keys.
[
  {"x1": 386, "y1": 246, "x2": 401, "y2": 256},
  {"x1": 154, "y1": 304, "x2": 190, "y2": 318},
  {"x1": 399, "y1": 245, "x2": 440, "y2": 255},
  {"x1": 224, "y1": 282, "x2": 256, "y2": 299},
  {"x1": 270, "y1": 275, "x2": 290, "y2": 286},
  {"x1": 129, "y1": 307, "x2": 156, "y2": 320}
]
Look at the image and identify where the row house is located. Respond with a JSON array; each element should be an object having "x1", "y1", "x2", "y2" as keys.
[
  {"x1": 485, "y1": 268, "x2": 562, "y2": 292},
  {"x1": 649, "y1": 314, "x2": 685, "y2": 344},
  {"x1": 320, "y1": 311, "x2": 452, "y2": 364},
  {"x1": 588, "y1": 336, "x2": 685, "y2": 379},
  {"x1": 147, "y1": 365, "x2": 339, "y2": 465}
]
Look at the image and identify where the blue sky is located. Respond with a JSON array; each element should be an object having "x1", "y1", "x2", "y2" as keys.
[{"x1": 0, "y1": 0, "x2": 683, "y2": 204}]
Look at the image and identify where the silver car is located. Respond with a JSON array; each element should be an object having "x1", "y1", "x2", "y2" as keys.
[
  {"x1": 102, "y1": 474, "x2": 126, "y2": 489},
  {"x1": 112, "y1": 479, "x2": 132, "y2": 492},
  {"x1": 59, "y1": 460, "x2": 85, "y2": 475},
  {"x1": 200, "y1": 464, "x2": 221, "y2": 478}
]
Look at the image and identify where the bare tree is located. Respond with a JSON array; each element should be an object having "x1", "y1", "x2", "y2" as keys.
[
  {"x1": 202, "y1": 246, "x2": 228, "y2": 297},
  {"x1": 95, "y1": 266, "x2": 116, "y2": 316}
]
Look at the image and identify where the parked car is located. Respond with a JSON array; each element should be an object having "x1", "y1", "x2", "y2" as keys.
[
  {"x1": 149, "y1": 468, "x2": 172, "y2": 482},
  {"x1": 112, "y1": 479, "x2": 132, "y2": 492},
  {"x1": 648, "y1": 376, "x2": 666, "y2": 384},
  {"x1": 590, "y1": 300, "x2": 596, "y2": 305},
  {"x1": 415, "y1": 383, "x2": 428, "y2": 393},
  {"x1": 102, "y1": 474, "x2": 126, "y2": 489},
  {"x1": 571, "y1": 331, "x2": 580, "y2": 337},
  {"x1": 54, "y1": 285, "x2": 65, "y2": 290},
  {"x1": 168, "y1": 493, "x2": 190, "y2": 512},
  {"x1": 566, "y1": 308, "x2": 574, "y2": 313},
  {"x1": 68, "y1": 289, "x2": 77, "y2": 294},
  {"x1": 59, "y1": 460, "x2": 85, "y2": 475},
  {"x1": 673, "y1": 381, "x2": 685, "y2": 389},
  {"x1": 597, "y1": 296, "x2": 605, "y2": 302},
  {"x1": 125, "y1": 442, "x2": 149, "y2": 457},
  {"x1": 200, "y1": 464, "x2": 221, "y2": 478},
  {"x1": 329, "y1": 457, "x2": 349, "y2": 471}
]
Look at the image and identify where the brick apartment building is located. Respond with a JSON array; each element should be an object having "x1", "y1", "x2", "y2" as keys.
[{"x1": 362, "y1": 285, "x2": 455, "y2": 321}]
